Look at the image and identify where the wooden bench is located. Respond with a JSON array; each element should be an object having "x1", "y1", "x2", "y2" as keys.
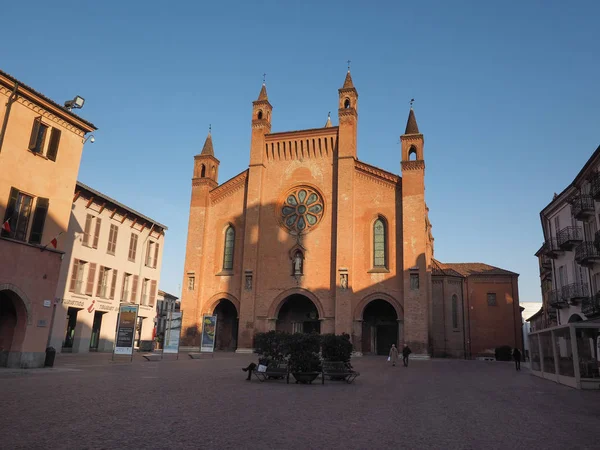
[
  {"x1": 321, "y1": 361, "x2": 360, "y2": 384},
  {"x1": 252, "y1": 361, "x2": 289, "y2": 382}
]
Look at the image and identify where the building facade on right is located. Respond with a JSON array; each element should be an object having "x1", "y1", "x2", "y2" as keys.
[{"x1": 537, "y1": 145, "x2": 600, "y2": 327}]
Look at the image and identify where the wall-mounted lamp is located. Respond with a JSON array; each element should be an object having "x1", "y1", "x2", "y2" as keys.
[
  {"x1": 83, "y1": 134, "x2": 95, "y2": 144},
  {"x1": 64, "y1": 95, "x2": 85, "y2": 111}
]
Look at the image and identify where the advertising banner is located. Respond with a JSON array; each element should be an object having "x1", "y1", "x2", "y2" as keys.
[
  {"x1": 163, "y1": 312, "x2": 182, "y2": 354},
  {"x1": 200, "y1": 315, "x2": 217, "y2": 352},
  {"x1": 114, "y1": 304, "x2": 138, "y2": 355}
]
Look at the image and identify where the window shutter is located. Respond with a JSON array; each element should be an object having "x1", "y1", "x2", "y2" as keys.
[
  {"x1": 93, "y1": 218, "x2": 101, "y2": 249},
  {"x1": 110, "y1": 270, "x2": 118, "y2": 300},
  {"x1": 96, "y1": 267, "x2": 104, "y2": 297},
  {"x1": 153, "y1": 243, "x2": 159, "y2": 268},
  {"x1": 28, "y1": 117, "x2": 41, "y2": 150},
  {"x1": 131, "y1": 275, "x2": 139, "y2": 303},
  {"x1": 107, "y1": 226, "x2": 114, "y2": 253},
  {"x1": 111, "y1": 225, "x2": 119, "y2": 253},
  {"x1": 86, "y1": 263, "x2": 97, "y2": 295},
  {"x1": 83, "y1": 214, "x2": 92, "y2": 246},
  {"x1": 149, "y1": 280, "x2": 157, "y2": 306},
  {"x1": 121, "y1": 273, "x2": 127, "y2": 301},
  {"x1": 46, "y1": 128, "x2": 61, "y2": 161},
  {"x1": 145, "y1": 241, "x2": 152, "y2": 266},
  {"x1": 2, "y1": 187, "x2": 19, "y2": 238},
  {"x1": 28, "y1": 197, "x2": 49, "y2": 245},
  {"x1": 69, "y1": 260, "x2": 79, "y2": 292}
]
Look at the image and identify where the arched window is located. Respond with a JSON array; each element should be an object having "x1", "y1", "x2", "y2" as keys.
[
  {"x1": 344, "y1": 98, "x2": 351, "y2": 109},
  {"x1": 257, "y1": 110, "x2": 263, "y2": 120},
  {"x1": 200, "y1": 164, "x2": 206, "y2": 177},
  {"x1": 408, "y1": 146, "x2": 417, "y2": 161},
  {"x1": 373, "y1": 218, "x2": 387, "y2": 268},
  {"x1": 452, "y1": 295, "x2": 459, "y2": 329},
  {"x1": 223, "y1": 226, "x2": 235, "y2": 270}
]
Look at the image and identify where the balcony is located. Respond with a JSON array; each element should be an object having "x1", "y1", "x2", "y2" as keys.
[
  {"x1": 581, "y1": 294, "x2": 600, "y2": 317},
  {"x1": 542, "y1": 238, "x2": 563, "y2": 259},
  {"x1": 548, "y1": 289, "x2": 568, "y2": 309},
  {"x1": 561, "y1": 282, "x2": 589, "y2": 305},
  {"x1": 590, "y1": 173, "x2": 600, "y2": 200},
  {"x1": 575, "y1": 242, "x2": 600, "y2": 267},
  {"x1": 570, "y1": 195, "x2": 595, "y2": 220},
  {"x1": 557, "y1": 226, "x2": 583, "y2": 251}
]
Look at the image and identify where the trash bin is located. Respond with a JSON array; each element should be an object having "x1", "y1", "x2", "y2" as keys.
[{"x1": 44, "y1": 347, "x2": 56, "y2": 367}]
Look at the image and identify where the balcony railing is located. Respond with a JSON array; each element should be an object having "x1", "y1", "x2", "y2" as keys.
[
  {"x1": 548, "y1": 289, "x2": 568, "y2": 309},
  {"x1": 570, "y1": 195, "x2": 595, "y2": 220},
  {"x1": 575, "y1": 242, "x2": 600, "y2": 267},
  {"x1": 590, "y1": 173, "x2": 600, "y2": 200},
  {"x1": 561, "y1": 282, "x2": 589, "y2": 305},
  {"x1": 542, "y1": 238, "x2": 563, "y2": 259},
  {"x1": 581, "y1": 293, "x2": 600, "y2": 317},
  {"x1": 557, "y1": 226, "x2": 583, "y2": 250}
]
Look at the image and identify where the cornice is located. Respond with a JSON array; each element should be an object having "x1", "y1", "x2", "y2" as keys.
[
  {"x1": 338, "y1": 108, "x2": 357, "y2": 118},
  {"x1": 252, "y1": 119, "x2": 271, "y2": 130},
  {"x1": 401, "y1": 133, "x2": 424, "y2": 141},
  {"x1": 401, "y1": 160, "x2": 425, "y2": 171},
  {"x1": 210, "y1": 170, "x2": 248, "y2": 204},
  {"x1": 338, "y1": 87, "x2": 358, "y2": 97},
  {"x1": 355, "y1": 161, "x2": 400, "y2": 188},
  {"x1": 194, "y1": 154, "x2": 220, "y2": 164},
  {"x1": 192, "y1": 178, "x2": 217, "y2": 188},
  {"x1": 0, "y1": 85, "x2": 86, "y2": 137},
  {"x1": 252, "y1": 99, "x2": 272, "y2": 108}
]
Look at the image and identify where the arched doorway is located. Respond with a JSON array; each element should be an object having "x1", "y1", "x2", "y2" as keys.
[
  {"x1": 213, "y1": 299, "x2": 238, "y2": 351},
  {"x1": 276, "y1": 294, "x2": 320, "y2": 334},
  {"x1": 362, "y1": 299, "x2": 398, "y2": 355},
  {"x1": 0, "y1": 289, "x2": 28, "y2": 367}
]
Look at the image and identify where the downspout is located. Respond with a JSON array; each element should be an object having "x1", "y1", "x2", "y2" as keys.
[
  {"x1": 466, "y1": 277, "x2": 472, "y2": 358},
  {"x1": 0, "y1": 82, "x2": 19, "y2": 153},
  {"x1": 461, "y1": 276, "x2": 467, "y2": 359}
]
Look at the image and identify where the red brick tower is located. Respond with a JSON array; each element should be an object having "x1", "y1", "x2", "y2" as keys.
[
  {"x1": 180, "y1": 131, "x2": 219, "y2": 345},
  {"x1": 334, "y1": 70, "x2": 358, "y2": 335},
  {"x1": 237, "y1": 84, "x2": 273, "y2": 352},
  {"x1": 400, "y1": 107, "x2": 431, "y2": 356}
]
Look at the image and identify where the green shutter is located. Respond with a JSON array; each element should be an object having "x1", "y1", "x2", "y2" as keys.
[
  {"x1": 28, "y1": 197, "x2": 49, "y2": 245},
  {"x1": 46, "y1": 128, "x2": 61, "y2": 161},
  {"x1": 28, "y1": 117, "x2": 41, "y2": 150}
]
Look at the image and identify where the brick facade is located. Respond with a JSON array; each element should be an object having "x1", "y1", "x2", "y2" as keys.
[{"x1": 179, "y1": 72, "x2": 522, "y2": 358}]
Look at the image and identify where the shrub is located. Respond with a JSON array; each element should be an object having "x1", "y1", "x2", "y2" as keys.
[
  {"x1": 254, "y1": 331, "x2": 290, "y2": 362},
  {"x1": 495, "y1": 345, "x2": 513, "y2": 361},
  {"x1": 320, "y1": 333, "x2": 353, "y2": 363},
  {"x1": 287, "y1": 333, "x2": 322, "y2": 373}
]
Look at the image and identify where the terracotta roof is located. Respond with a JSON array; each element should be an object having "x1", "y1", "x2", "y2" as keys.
[
  {"x1": 342, "y1": 71, "x2": 354, "y2": 89},
  {"x1": 0, "y1": 68, "x2": 97, "y2": 131},
  {"x1": 404, "y1": 108, "x2": 420, "y2": 134},
  {"x1": 257, "y1": 84, "x2": 268, "y2": 101},
  {"x1": 432, "y1": 259, "x2": 518, "y2": 277},
  {"x1": 200, "y1": 132, "x2": 214, "y2": 156}
]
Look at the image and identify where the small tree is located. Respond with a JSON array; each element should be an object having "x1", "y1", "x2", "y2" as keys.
[
  {"x1": 320, "y1": 333, "x2": 353, "y2": 363},
  {"x1": 254, "y1": 331, "x2": 290, "y2": 363},
  {"x1": 287, "y1": 333, "x2": 322, "y2": 373}
]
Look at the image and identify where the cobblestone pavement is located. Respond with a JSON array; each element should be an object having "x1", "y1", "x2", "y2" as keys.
[{"x1": 1, "y1": 353, "x2": 599, "y2": 450}]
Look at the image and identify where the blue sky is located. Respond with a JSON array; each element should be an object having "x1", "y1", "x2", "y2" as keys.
[{"x1": 2, "y1": 1, "x2": 599, "y2": 303}]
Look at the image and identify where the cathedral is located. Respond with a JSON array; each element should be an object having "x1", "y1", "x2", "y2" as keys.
[{"x1": 180, "y1": 70, "x2": 523, "y2": 358}]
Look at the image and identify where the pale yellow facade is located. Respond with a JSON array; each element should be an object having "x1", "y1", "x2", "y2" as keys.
[{"x1": 49, "y1": 182, "x2": 167, "y2": 353}]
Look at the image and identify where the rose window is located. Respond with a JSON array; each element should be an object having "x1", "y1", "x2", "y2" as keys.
[{"x1": 281, "y1": 187, "x2": 324, "y2": 233}]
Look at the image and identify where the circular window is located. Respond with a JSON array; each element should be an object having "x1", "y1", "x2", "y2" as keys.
[{"x1": 280, "y1": 186, "x2": 324, "y2": 234}]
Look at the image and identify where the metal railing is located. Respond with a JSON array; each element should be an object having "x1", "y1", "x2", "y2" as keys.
[
  {"x1": 548, "y1": 289, "x2": 567, "y2": 308},
  {"x1": 557, "y1": 226, "x2": 583, "y2": 249},
  {"x1": 575, "y1": 242, "x2": 600, "y2": 265},
  {"x1": 571, "y1": 195, "x2": 594, "y2": 219},
  {"x1": 590, "y1": 173, "x2": 600, "y2": 200},
  {"x1": 582, "y1": 294, "x2": 600, "y2": 317},
  {"x1": 543, "y1": 238, "x2": 562, "y2": 258},
  {"x1": 561, "y1": 282, "x2": 589, "y2": 304}
]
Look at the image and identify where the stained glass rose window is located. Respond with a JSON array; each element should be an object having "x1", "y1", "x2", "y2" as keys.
[{"x1": 281, "y1": 187, "x2": 324, "y2": 233}]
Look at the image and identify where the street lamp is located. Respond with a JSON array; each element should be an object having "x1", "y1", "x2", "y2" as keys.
[{"x1": 83, "y1": 134, "x2": 95, "y2": 144}]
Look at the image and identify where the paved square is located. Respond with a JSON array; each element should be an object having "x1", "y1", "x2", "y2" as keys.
[{"x1": 1, "y1": 354, "x2": 599, "y2": 449}]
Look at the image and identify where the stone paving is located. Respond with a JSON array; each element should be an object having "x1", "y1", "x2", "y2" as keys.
[{"x1": 1, "y1": 353, "x2": 599, "y2": 450}]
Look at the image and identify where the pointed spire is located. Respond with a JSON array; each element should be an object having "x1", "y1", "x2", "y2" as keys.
[
  {"x1": 325, "y1": 112, "x2": 332, "y2": 128},
  {"x1": 404, "y1": 106, "x2": 420, "y2": 135},
  {"x1": 342, "y1": 70, "x2": 354, "y2": 89},
  {"x1": 200, "y1": 127, "x2": 214, "y2": 156},
  {"x1": 257, "y1": 83, "x2": 268, "y2": 101}
]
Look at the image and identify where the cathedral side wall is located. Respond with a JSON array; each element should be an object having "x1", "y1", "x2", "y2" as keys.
[{"x1": 431, "y1": 277, "x2": 466, "y2": 358}]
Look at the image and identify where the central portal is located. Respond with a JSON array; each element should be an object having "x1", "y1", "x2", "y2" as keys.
[{"x1": 276, "y1": 294, "x2": 320, "y2": 334}]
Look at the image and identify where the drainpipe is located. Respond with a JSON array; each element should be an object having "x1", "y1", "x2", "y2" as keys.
[
  {"x1": 461, "y1": 277, "x2": 467, "y2": 359},
  {"x1": 0, "y1": 82, "x2": 19, "y2": 153}
]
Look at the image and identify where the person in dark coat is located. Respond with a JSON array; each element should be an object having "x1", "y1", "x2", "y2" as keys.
[
  {"x1": 513, "y1": 348, "x2": 522, "y2": 371},
  {"x1": 402, "y1": 344, "x2": 412, "y2": 367},
  {"x1": 242, "y1": 362, "x2": 257, "y2": 380}
]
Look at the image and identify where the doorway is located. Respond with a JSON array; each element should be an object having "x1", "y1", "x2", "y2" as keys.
[
  {"x1": 63, "y1": 307, "x2": 79, "y2": 350},
  {"x1": 362, "y1": 299, "x2": 399, "y2": 355},
  {"x1": 276, "y1": 294, "x2": 321, "y2": 334},
  {"x1": 89, "y1": 311, "x2": 104, "y2": 351},
  {"x1": 214, "y1": 299, "x2": 239, "y2": 351}
]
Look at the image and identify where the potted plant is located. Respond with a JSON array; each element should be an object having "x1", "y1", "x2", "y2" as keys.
[
  {"x1": 254, "y1": 330, "x2": 290, "y2": 365},
  {"x1": 288, "y1": 333, "x2": 322, "y2": 384}
]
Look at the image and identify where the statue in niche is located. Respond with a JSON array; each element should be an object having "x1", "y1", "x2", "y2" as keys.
[
  {"x1": 294, "y1": 252, "x2": 303, "y2": 275},
  {"x1": 340, "y1": 273, "x2": 348, "y2": 290},
  {"x1": 245, "y1": 274, "x2": 252, "y2": 291}
]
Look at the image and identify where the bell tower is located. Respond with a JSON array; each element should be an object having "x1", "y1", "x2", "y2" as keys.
[
  {"x1": 249, "y1": 83, "x2": 272, "y2": 167},
  {"x1": 400, "y1": 106, "x2": 430, "y2": 357},
  {"x1": 181, "y1": 129, "x2": 220, "y2": 346}
]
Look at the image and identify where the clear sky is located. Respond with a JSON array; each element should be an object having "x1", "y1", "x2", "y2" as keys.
[{"x1": 2, "y1": 1, "x2": 599, "y2": 302}]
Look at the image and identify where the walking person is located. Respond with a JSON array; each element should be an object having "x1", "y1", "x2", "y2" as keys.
[
  {"x1": 389, "y1": 344, "x2": 399, "y2": 367},
  {"x1": 513, "y1": 347, "x2": 522, "y2": 371},
  {"x1": 402, "y1": 344, "x2": 412, "y2": 367}
]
